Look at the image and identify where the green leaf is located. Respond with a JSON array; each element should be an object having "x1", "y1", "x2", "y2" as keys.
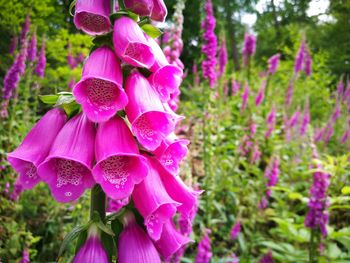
[
  {"x1": 74, "y1": 230, "x2": 87, "y2": 254},
  {"x1": 96, "y1": 221, "x2": 115, "y2": 237},
  {"x1": 101, "y1": 232, "x2": 116, "y2": 262},
  {"x1": 341, "y1": 186, "x2": 350, "y2": 195},
  {"x1": 54, "y1": 94, "x2": 75, "y2": 107},
  {"x1": 58, "y1": 225, "x2": 88, "y2": 259},
  {"x1": 69, "y1": 0, "x2": 77, "y2": 16},
  {"x1": 111, "y1": 219, "x2": 123, "y2": 240},
  {"x1": 39, "y1": 94, "x2": 59, "y2": 105},
  {"x1": 141, "y1": 24, "x2": 162, "y2": 39},
  {"x1": 62, "y1": 102, "x2": 80, "y2": 118},
  {"x1": 109, "y1": 10, "x2": 139, "y2": 23}
]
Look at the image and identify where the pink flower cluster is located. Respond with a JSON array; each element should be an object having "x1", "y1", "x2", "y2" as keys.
[
  {"x1": 8, "y1": 1, "x2": 198, "y2": 262},
  {"x1": 242, "y1": 33, "x2": 256, "y2": 67},
  {"x1": 259, "y1": 157, "x2": 279, "y2": 209},
  {"x1": 305, "y1": 149, "x2": 330, "y2": 237},
  {"x1": 162, "y1": 0, "x2": 186, "y2": 111},
  {"x1": 201, "y1": 0, "x2": 218, "y2": 88}
]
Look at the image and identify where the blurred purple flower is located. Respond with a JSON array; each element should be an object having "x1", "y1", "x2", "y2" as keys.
[
  {"x1": 217, "y1": 38, "x2": 228, "y2": 77},
  {"x1": 9, "y1": 36, "x2": 18, "y2": 54},
  {"x1": 305, "y1": 158, "x2": 330, "y2": 237},
  {"x1": 201, "y1": 0, "x2": 217, "y2": 88},
  {"x1": 35, "y1": 39, "x2": 46, "y2": 78},
  {"x1": 260, "y1": 250, "x2": 274, "y2": 263},
  {"x1": 28, "y1": 33, "x2": 37, "y2": 62},
  {"x1": 242, "y1": 33, "x2": 256, "y2": 66},
  {"x1": 241, "y1": 83, "x2": 250, "y2": 112},
  {"x1": 20, "y1": 248, "x2": 30, "y2": 263},
  {"x1": 230, "y1": 220, "x2": 241, "y2": 240},
  {"x1": 267, "y1": 53, "x2": 280, "y2": 75},
  {"x1": 195, "y1": 230, "x2": 212, "y2": 263},
  {"x1": 294, "y1": 39, "x2": 305, "y2": 74},
  {"x1": 20, "y1": 15, "x2": 30, "y2": 45}
]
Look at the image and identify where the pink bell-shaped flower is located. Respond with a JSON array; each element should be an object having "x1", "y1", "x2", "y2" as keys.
[
  {"x1": 113, "y1": 17, "x2": 155, "y2": 68},
  {"x1": 156, "y1": 160, "x2": 201, "y2": 218},
  {"x1": 147, "y1": 36, "x2": 183, "y2": 102},
  {"x1": 38, "y1": 113, "x2": 96, "y2": 203},
  {"x1": 118, "y1": 211, "x2": 162, "y2": 263},
  {"x1": 7, "y1": 108, "x2": 67, "y2": 190},
  {"x1": 132, "y1": 156, "x2": 180, "y2": 241},
  {"x1": 73, "y1": 46, "x2": 127, "y2": 123},
  {"x1": 151, "y1": 0, "x2": 167, "y2": 22},
  {"x1": 153, "y1": 133, "x2": 189, "y2": 176},
  {"x1": 74, "y1": 0, "x2": 111, "y2": 36},
  {"x1": 93, "y1": 115, "x2": 148, "y2": 199},
  {"x1": 155, "y1": 220, "x2": 192, "y2": 261},
  {"x1": 123, "y1": 0, "x2": 154, "y2": 16},
  {"x1": 73, "y1": 225, "x2": 108, "y2": 263},
  {"x1": 125, "y1": 71, "x2": 180, "y2": 151}
]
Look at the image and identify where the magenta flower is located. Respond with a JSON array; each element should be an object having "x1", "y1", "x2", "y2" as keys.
[
  {"x1": 20, "y1": 15, "x2": 30, "y2": 44},
  {"x1": 305, "y1": 159, "x2": 330, "y2": 237},
  {"x1": 300, "y1": 104, "x2": 310, "y2": 136},
  {"x1": 125, "y1": 71, "x2": 180, "y2": 151},
  {"x1": 132, "y1": 156, "x2": 179, "y2": 241},
  {"x1": 230, "y1": 253, "x2": 240, "y2": 263},
  {"x1": 265, "y1": 158, "x2": 279, "y2": 197},
  {"x1": 267, "y1": 53, "x2": 280, "y2": 75},
  {"x1": 73, "y1": 46, "x2": 127, "y2": 123},
  {"x1": 118, "y1": 212, "x2": 162, "y2": 263},
  {"x1": 147, "y1": 36, "x2": 183, "y2": 102},
  {"x1": 331, "y1": 102, "x2": 341, "y2": 123},
  {"x1": 28, "y1": 33, "x2": 37, "y2": 62},
  {"x1": 19, "y1": 248, "x2": 30, "y2": 263},
  {"x1": 201, "y1": 0, "x2": 217, "y2": 88},
  {"x1": 74, "y1": 0, "x2": 111, "y2": 36},
  {"x1": 123, "y1": 0, "x2": 153, "y2": 16},
  {"x1": 2, "y1": 40, "x2": 28, "y2": 100},
  {"x1": 9, "y1": 36, "x2": 18, "y2": 54},
  {"x1": 285, "y1": 81, "x2": 294, "y2": 106},
  {"x1": 155, "y1": 220, "x2": 192, "y2": 261},
  {"x1": 231, "y1": 79, "x2": 240, "y2": 96},
  {"x1": 217, "y1": 38, "x2": 228, "y2": 77},
  {"x1": 73, "y1": 225, "x2": 108, "y2": 263},
  {"x1": 7, "y1": 109, "x2": 67, "y2": 190},
  {"x1": 241, "y1": 83, "x2": 250, "y2": 112},
  {"x1": 195, "y1": 230, "x2": 212, "y2": 263},
  {"x1": 265, "y1": 107, "x2": 276, "y2": 139},
  {"x1": 38, "y1": 113, "x2": 95, "y2": 203},
  {"x1": 288, "y1": 110, "x2": 300, "y2": 128},
  {"x1": 34, "y1": 39, "x2": 46, "y2": 78},
  {"x1": 340, "y1": 129, "x2": 350, "y2": 144},
  {"x1": 156, "y1": 159, "x2": 201, "y2": 218},
  {"x1": 294, "y1": 39, "x2": 305, "y2": 74},
  {"x1": 151, "y1": 0, "x2": 168, "y2": 22},
  {"x1": 113, "y1": 17, "x2": 155, "y2": 68},
  {"x1": 259, "y1": 196, "x2": 268, "y2": 210},
  {"x1": 230, "y1": 220, "x2": 241, "y2": 240},
  {"x1": 153, "y1": 133, "x2": 189, "y2": 176},
  {"x1": 255, "y1": 79, "x2": 266, "y2": 106},
  {"x1": 242, "y1": 33, "x2": 256, "y2": 66},
  {"x1": 10, "y1": 179, "x2": 24, "y2": 201},
  {"x1": 260, "y1": 250, "x2": 275, "y2": 263},
  {"x1": 304, "y1": 49, "x2": 312, "y2": 76},
  {"x1": 93, "y1": 115, "x2": 148, "y2": 200},
  {"x1": 67, "y1": 43, "x2": 77, "y2": 69},
  {"x1": 107, "y1": 196, "x2": 130, "y2": 213}
]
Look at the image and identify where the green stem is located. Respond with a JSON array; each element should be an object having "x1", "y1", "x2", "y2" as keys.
[
  {"x1": 309, "y1": 228, "x2": 318, "y2": 263},
  {"x1": 90, "y1": 185, "x2": 106, "y2": 221}
]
